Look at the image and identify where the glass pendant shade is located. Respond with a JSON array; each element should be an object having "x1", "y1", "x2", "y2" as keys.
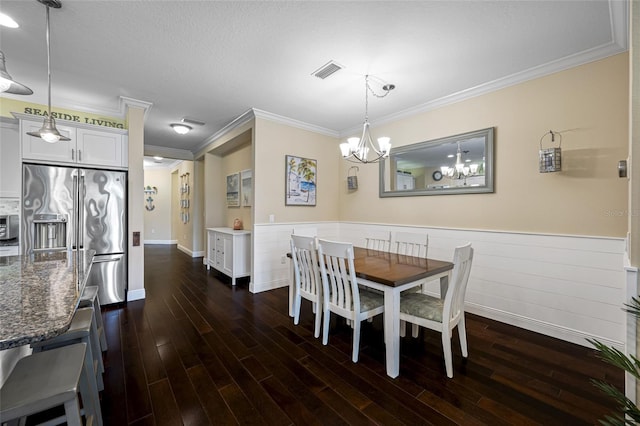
[
  {"x1": 0, "y1": 51, "x2": 33, "y2": 95},
  {"x1": 27, "y1": 116, "x2": 70, "y2": 143}
]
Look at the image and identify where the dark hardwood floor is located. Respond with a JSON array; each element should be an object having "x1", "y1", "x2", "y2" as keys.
[{"x1": 98, "y1": 244, "x2": 623, "y2": 425}]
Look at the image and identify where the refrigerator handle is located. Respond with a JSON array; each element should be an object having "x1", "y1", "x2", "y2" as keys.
[
  {"x1": 71, "y1": 148, "x2": 75, "y2": 161},
  {"x1": 72, "y1": 174, "x2": 78, "y2": 250},
  {"x1": 79, "y1": 173, "x2": 85, "y2": 249}
]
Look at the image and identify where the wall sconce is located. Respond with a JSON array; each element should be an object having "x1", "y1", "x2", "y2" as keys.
[
  {"x1": 539, "y1": 130, "x2": 562, "y2": 173},
  {"x1": 347, "y1": 166, "x2": 359, "y2": 191}
]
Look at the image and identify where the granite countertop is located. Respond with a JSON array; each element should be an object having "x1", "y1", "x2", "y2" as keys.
[{"x1": 0, "y1": 249, "x2": 95, "y2": 350}]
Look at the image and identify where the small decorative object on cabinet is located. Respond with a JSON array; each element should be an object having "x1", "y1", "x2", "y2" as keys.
[{"x1": 206, "y1": 227, "x2": 251, "y2": 286}]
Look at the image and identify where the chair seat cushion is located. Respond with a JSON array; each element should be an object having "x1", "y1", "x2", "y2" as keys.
[
  {"x1": 360, "y1": 290, "x2": 384, "y2": 311},
  {"x1": 400, "y1": 293, "x2": 443, "y2": 323}
]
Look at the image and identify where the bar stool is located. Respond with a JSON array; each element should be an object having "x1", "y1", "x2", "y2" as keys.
[
  {"x1": 0, "y1": 343, "x2": 98, "y2": 426},
  {"x1": 31, "y1": 307, "x2": 104, "y2": 426},
  {"x1": 79, "y1": 285, "x2": 107, "y2": 352}
]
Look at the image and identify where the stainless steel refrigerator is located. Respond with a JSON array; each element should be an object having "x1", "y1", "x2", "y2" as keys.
[{"x1": 22, "y1": 163, "x2": 127, "y2": 305}]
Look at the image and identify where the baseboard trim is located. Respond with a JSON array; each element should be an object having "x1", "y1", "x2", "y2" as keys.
[
  {"x1": 128, "y1": 288, "x2": 146, "y2": 301},
  {"x1": 465, "y1": 302, "x2": 624, "y2": 351},
  {"x1": 177, "y1": 244, "x2": 204, "y2": 258},
  {"x1": 251, "y1": 278, "x2": 289, "y2": 294},
  {"x1": 144, "y1": 239, "x2": 176, "y2": 245}
]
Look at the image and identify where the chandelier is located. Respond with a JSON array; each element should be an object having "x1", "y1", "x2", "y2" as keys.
[
  {"x1": 26, "y1": 0, "x2": 70, "y2": 143},
  {"x1": 441, "y1": 142, "x2": 479, "y2": 180},
  {"x1": 340, "y1": 75, "x2": 395, "y2": 164}
]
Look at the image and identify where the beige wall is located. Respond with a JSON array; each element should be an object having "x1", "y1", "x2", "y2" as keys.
[
  {"x1": 204, "y1": 152, "x2": 224, "y2": 229},
  {"x1": 143, "y1": 168, "x2": 172, "y2": 241},
  {"x1": 222, "y1": 143, "x2": 252, "y2": 229},
  {"x1": 126, "y1": 105, "x2": 145, "y2": 295},
  {"x1": 254, "y1": 118, "x2": 340, "y2": 224},
  {"x1": 339, "y1": 53, "x2": 629, "y2": 237}
]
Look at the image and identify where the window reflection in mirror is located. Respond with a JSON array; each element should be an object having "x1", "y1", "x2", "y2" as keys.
[{"x1": 379, "y1": 127, "x2": 494, "y2": 197}]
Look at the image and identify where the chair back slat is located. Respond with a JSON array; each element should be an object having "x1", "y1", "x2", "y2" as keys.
[
  {"x1": 442, "y1": 243, "x2": 473, "y2": 325},
  {"x1": 394, "y1": 232, "x2": 429, "y2": 258},
  {"x1": 318, "y1": 239, "x2": 360, "y2": 315},
  {"x1": 290, "y1": 235, "x2": 321, "y2": 297},
  {"x1": 365, "y1": 231, "x2": 391, "y2": 252}
]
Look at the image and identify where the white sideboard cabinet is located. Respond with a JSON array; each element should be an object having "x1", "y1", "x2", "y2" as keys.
[
  {"x1": 206, "y1": 227, "x2": 251, "y2": 285},
  {"x1": 18, "y1": 115, "x2": 128, "y2": 169}
]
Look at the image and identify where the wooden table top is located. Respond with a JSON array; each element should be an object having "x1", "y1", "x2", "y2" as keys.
[{"x1": 351, "y1": 247, "x2": 453, "y2": 287}]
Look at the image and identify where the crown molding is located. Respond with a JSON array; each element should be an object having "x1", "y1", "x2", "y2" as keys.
[
  {"x1": 192, "y1": 108, "x2": 256, "y2": 154},
  {"x1": 192, "y1": 107, "x2": 339, "y2": 155},
  {"x1": 252, "y1": 108, "x2": 339, "y2": 138},
  {"x1": 120, "y1": 96, "x2": 153, "y2": 120},
  {"x1": 340, "y1": 0, "x2": 629, "y2": 137}
]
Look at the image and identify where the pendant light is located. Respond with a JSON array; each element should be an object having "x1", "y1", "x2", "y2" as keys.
[
  {"x1": 26, "y1": 0, "x2": 70, "y2": 143},
  {"x1": 0, "y1": 51, "x2": 33, "y2": 95}
]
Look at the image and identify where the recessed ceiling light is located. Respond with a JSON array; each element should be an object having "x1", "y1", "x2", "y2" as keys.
[
  {"x1": 153, "y1": 156, "x2": 163, "y2": 161},
  {"x1": 171, "y1": 123, "x2": 192, "y2": 135},
  {"x1": 0, "y1": 13, "x2": 19, "y2": 28}
]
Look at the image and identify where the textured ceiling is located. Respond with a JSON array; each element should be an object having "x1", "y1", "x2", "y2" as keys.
[{"x1": 0, "y1": 1, "x2": 628, "y2": 157}]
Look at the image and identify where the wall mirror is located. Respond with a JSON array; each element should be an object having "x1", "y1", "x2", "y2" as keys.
[{"x1": 379, "y1": 127, "x2": 494, "y2": 197}]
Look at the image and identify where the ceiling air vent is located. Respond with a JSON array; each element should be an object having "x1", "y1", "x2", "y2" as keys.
[
  {"x1": 312, "y1": 61, "x2": 344, "y2": 79},
  {"x1": 181, "y1": 117, "x2": 205, "y2": 126}
]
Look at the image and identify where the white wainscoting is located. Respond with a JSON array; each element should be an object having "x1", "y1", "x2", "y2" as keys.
[{"x1": 251, "y1": 221, "x2": 626, "y2": 350}]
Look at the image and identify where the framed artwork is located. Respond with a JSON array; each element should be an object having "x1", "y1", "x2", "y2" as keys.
[
  {"x1": 241, "y1": 169, "x2": 252, "y2": 207},
  {"x1": 285, "y1": 155, "x2": 317, "y2": 206},
  {"x1": 226, "y1": 172, "x2": 240, "y2": 207}
]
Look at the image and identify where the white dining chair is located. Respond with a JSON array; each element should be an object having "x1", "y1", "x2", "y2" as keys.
[
  {"x1": 317, "y1": 239, "x2": 384, "y2": 362},
  {"x1": 399, "y1": 243, "x2": 473, "y2": 378},
  {"x1": 394, "y1": 231, "x2": 430, "y2": 335},
  {"x1": 393, "y1": 231, "x2": 428, "y2": 258},
  {"x1": 365, "y1": 231, "x2": 391, "y2": 252},
  {"x1": 290, "y1": 234, "x2": 323, "y2": 338},
  {"x1": 292, "y1": 226, "x2": 318, "y2": 238}
]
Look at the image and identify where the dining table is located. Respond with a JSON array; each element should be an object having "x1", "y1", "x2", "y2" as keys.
[{"x1": 289, "y1": 246, "x2": 454, "y2": 378}]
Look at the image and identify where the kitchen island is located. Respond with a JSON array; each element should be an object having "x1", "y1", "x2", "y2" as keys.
[{"x1": 0, "y1": 249, "x2": 95, "y2": 350}]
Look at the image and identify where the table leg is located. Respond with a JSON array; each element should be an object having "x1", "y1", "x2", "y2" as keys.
[{"x1": 383, "y1": 287, "x2": 401, "y2": 378}]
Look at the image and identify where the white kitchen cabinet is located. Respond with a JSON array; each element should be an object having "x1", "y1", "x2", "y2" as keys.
[
  {"x1": 19, "y1": 116, "x2": 127, "y2": 169},
  {"x1": 0, "y1": 121, "x2": 21, "y2": 198},
  {"x1": 76, "y1": 128, "x2": 126, "y2": 168},
  {"x1": 21, "y1": 119, "x2": 76, "y2": 164},
  {"x1": 206, "y1": 227, "x2": 251, "y2": 285}
]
